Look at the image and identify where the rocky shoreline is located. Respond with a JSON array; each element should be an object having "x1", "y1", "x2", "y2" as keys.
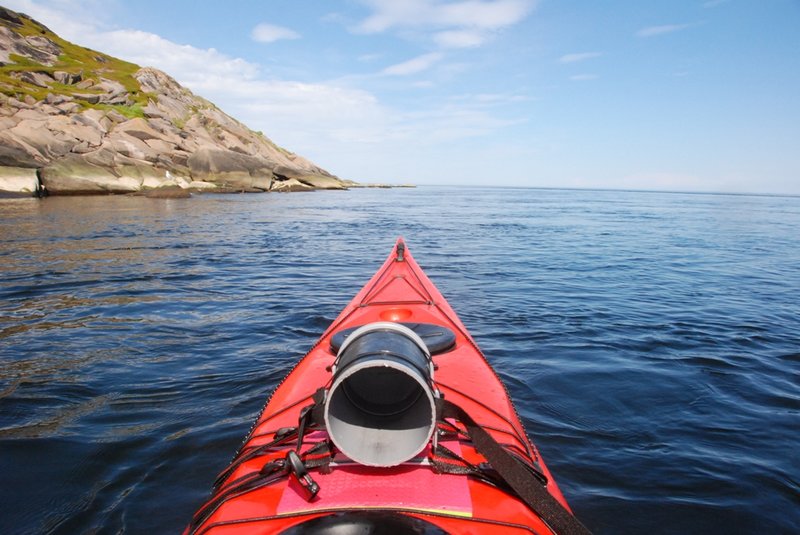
[{"x1": 0, "y1": 7, "x2": 410, "y2": 199}]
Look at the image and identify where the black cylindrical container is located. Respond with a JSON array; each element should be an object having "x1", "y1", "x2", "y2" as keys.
[{"x1": 324, "y1": 322, "x2": 436, "y2": 467}]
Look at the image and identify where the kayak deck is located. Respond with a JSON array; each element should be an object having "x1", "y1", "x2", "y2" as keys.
[{"x1": 187, "y1": 239, "x2": 580, "y2": 534}]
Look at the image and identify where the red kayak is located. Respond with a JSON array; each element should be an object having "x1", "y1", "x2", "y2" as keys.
[{"x1": 187, "y1": 239, "x2": 588, "y2": 534}]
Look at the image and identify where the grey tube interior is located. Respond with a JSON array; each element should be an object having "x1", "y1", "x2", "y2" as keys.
[{"x1": 324, "y1": 322, "x2": 436, "y2": 467}]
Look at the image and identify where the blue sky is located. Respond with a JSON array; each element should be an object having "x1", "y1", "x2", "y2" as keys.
[{"x1": 6, "y1": 0, "x2": 800, "y2": 194}]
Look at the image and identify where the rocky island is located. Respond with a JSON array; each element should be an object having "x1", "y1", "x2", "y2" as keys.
[{"x1": 0, "y1": 6, "x2": 360, "y2": 197}]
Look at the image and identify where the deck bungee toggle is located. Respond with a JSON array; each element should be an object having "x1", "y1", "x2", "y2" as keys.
[{"x1": 187, "y1": 239, "x2": 590, "y2": 534}]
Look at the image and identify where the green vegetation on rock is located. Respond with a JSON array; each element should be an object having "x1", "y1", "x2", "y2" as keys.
[{"x1": 0, "y1": 9, "x2": 154, "y2": 115}]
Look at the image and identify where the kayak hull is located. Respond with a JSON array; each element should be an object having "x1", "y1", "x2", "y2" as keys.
[{"x1": 187, "y1": 239, "x2": 577, "y2": 534}]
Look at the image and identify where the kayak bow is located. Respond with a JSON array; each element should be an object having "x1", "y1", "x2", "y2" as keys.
[{"x1": 187, "y1": 239, "x2": 588, "y2": 534}]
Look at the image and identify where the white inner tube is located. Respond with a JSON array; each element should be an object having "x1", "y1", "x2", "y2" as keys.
[{"x1": 324, "y1": 322, "x2": 436, "y2": 467}]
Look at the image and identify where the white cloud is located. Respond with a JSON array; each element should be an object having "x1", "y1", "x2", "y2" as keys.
[
  {"x1": 353, "y1": 0, "x2": 536, "y2": 47},
  {"x1": 412, "y1": 80, "x2": 436, "y2": 88},
  {"x1": 251, "y1": 23, "x2": 300, "y2": 43},
  {"x1": 88, "y1": 30, "x2": 261, "y2": 82},
  {"x1": 434, "y1": 29, "x2": 486, "y2": 48},
  {"x1": 399, "y1": 104, "x2": 524, "y2": 142},
  {"x1": 436, "y1": 0, "x2": 535, "y2": 29},
  {"x1": 636, "y1": 23, "x2": 692, "y2": 38},
  {"x1": 570, "y1": 74, "x2": 598, "y2": 81},
  {"x1": 559, "y1": 52, "x2": 602, "y2": 64},
  {"x1": 382, "y1": 52, "x2": 444, "y2": 75},
  {"x1": 226, "y1": 81, "x2": 386, "y2": 141}
]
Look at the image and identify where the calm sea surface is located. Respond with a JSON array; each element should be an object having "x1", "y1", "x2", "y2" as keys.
[{"x1": 1, "y1": 187, "x2": 798, "y2": 534}]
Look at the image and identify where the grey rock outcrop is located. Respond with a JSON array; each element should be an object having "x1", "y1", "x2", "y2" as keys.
[
  {"x1": 0, "y1": 6, "x2": 350, "y2": 196},
  {"x1": 0, "y1": 166, "x2": 39, "y2": 197}
]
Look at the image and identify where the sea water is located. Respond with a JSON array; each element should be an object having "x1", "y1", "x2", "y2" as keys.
[{"x1": 1, "y1": 187, "x2": 798, "y2": 534}]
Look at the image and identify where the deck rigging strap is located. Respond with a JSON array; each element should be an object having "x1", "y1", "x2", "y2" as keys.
[
  {"x1": 438, "y1": 399, "x2": 592, "y2": 535},
  {"x1": 293, "y1": 392, "x2": 590, "y2": 534},
  {"x1": 196, "y1": 390, "x2": 590, "y2": 534}
]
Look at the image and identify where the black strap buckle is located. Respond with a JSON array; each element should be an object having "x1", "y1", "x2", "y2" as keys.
[{"x1": 285, "y1": 450, "x2": 320, "y2": 500}]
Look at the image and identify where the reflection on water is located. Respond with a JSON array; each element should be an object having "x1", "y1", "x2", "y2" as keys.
[{"x1": 1, "y1": 189, "x2": 799, "y2": 534}]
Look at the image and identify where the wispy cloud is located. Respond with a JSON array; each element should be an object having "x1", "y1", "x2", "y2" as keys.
[
  {"x1": 354, "y1": 0, "x2": 535, "y2": 32},
  {"x1": 84, "y1": 30, "x2": 262, "y2": 82},
  {"x1": 353, "y1": 0, "x2": 537, "y2": 48},
  {"x1": 450, "y1": 91, "x2": 533, "y2": 105},
  {"x1": 435, "y1": 0, "x2": 535, "y2": 29},
  {"x1": 412, "y1": 80, "x2": 436, "y2": 88},
  {"x1": 358, "y1": 53, "x2": 383, "y2": 62},
  {"x1": 382, "y1": 52, "x2": 444, "y2": 75},
  {"x1": 636, "y1": 23, "x2": 692, "y2": 38},
  {"x1": 434, "y1": 29, "x2": 487, "y2": 48},
  {"x1": 559, "y1": 52, "x2": 602, "y2": 64},
  {"x1": 570, "y1": 74, "x2": 598, "y2": 81},
  {"x1": 251, "y1": 23, "x2": 300, "y2": 43},
  {"x1": 399, "y1": 103, "x2": 525, "y2": 142}
]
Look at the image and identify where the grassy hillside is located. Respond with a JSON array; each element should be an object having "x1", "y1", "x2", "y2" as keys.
[{"x1": 0, "y1": 9, "x2": 153, "y2": 117}]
